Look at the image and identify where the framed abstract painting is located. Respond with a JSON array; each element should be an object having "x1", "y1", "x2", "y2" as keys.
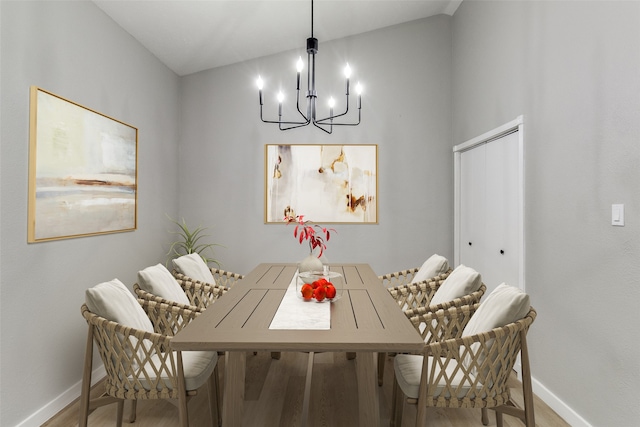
[
  {"x1": 265, "y1": 144, "x2": 377, "y2": 224},
  {"x1": 28, "y1": 86, "x2": 138, "y2": 242}
]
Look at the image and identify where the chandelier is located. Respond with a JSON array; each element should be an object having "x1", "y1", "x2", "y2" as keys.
[{"x1": 256, "y1": 0, "x2": 363, "y2": 134}]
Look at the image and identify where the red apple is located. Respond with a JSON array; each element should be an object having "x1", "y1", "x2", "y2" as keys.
[
  {"x1": 313, "y1": 286, "x2": 326, "y2": 301},
  {"x1": 301, "y1": 283, "x2": 314, "y2": 300},
  {"x1": 325, "y1": 284, "x2": 336, "y2": 299}
]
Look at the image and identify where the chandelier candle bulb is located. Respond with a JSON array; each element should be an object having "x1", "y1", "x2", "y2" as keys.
[
  {"x1": 344, "y1": 63, "x2": 352, "y2": 78},
  {"x1": 296, "y1": 57, "x2": 303, "y2": 89},
  {"x1": 257, "y1": 76, "x2": 264, "y2": 105},
  {"x1": 344, "y1": 63, "x2": 351, "y2": 95}
]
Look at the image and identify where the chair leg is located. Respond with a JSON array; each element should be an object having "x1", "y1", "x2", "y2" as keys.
[
  {"x1": 481, "y1": 407, "x2": 489, "y2": 425},
  {"x1": 377, "y1": 352, "x2": 386, "y2": 386},
  {"x1": 520, "y1": 332, "x2": 536, "y2": 427},
  {"x1": 214, "y1": 364, "x2": 222, "y2": 427},
  {"x1": 79, "y1": 326, "x2": 94, "y2": 427},
  {"x1": 129, "y1": 400, "x2": 137, "y2": 423},
  {"x1": 116, "y1": 400, "x2": 124, "y2": 427},
  {"x1": 176, "y1": 352, "x2": 190, "y2": 427},
  {"x1": 208, "y1": 366, "x2": 221, "y2": 426}
]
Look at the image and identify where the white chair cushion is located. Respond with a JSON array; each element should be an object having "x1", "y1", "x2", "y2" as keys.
[
  {"x1": 172, "y1": 253, "x2": 216, "y2": 285},
  {"x1": 411, "y1": 254, "x2": 449, "y2": 284},
  {"x1": 461, "y1": 283, "x2": 530, "y2": 377},
  {"x1": 394, "y1": 354, "x2": 476, "y2": 399},
  {"x1": 86, "y1": 279, "x2": 154, "y2": 364},
  {"x1": 132, "y1": 350, "x2": 218, "y2": 392},
  {"x1": 86, "y1": 279, "x2": 153, "y2": 333},
  {"x1": 429, "y1": 264, "x2": 482, "y2": 306},
  {"x1": 138, "y1": 263, "x2": 191, "y2": 306},
  {"x1": 462, "y1": 283, "x2": 530, "y2": 338}
]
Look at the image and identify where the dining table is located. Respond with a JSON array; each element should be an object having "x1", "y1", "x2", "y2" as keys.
[{"x1": 170, "y1": 263, "x2": 424, "y2": 427}]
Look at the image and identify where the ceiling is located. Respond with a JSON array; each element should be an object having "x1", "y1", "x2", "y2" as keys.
[{"x1": 92, "y1": 0, "x2": 462, "y2": 76}]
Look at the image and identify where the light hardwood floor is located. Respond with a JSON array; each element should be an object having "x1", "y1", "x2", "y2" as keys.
[{"x1": 45, "y1": 351, "x2": 569, "y2": 426}]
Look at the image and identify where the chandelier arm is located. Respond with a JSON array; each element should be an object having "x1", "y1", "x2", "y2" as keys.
[
  {"x1": 316, "y1": 95, "x2": 350, "y2": 122},
  {"x1": 312, "y1": 120, "x2": 333, "y2": 134},
  {"x1": 315, "y1": 108, "x2": 361, "y2": 126},
  {"x1": 260, "y1": 115, "x2": 310, "y2": 127},
  {"x1": 259, "y1": 101, "x2": 311, "y2": 126},
  {"x1": 295, "y1": 90, "x2": 310, "y2": 122},
  {"x1": 261, "y1": 118, "x2": 310, "y2": 126},
  {"x1": 279, "y1": 119, "x2": 312, "y2": 131}
]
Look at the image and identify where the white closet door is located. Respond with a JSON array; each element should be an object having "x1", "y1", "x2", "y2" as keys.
[
  {"x1": 459, "y1": 145, "x2": 486, "y2": 274},
  {"x1": 454, "y1": 116, "x2": 524, "y2": 296},
  {"x1": 483, "y1": 131, "x2": 520, "y2": 294}
]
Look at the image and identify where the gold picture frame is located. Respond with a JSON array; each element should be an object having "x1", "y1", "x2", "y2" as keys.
[
  {"x1": 28, "y1": 86, "x2": 138, "y2": 242},
  {"x1": 265, "y1": 144, "x2": 378, "y2": 223}
]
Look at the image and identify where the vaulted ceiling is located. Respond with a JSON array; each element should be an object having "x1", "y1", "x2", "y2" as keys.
[{"x1": 92, "y1": 0, "x2": 462, "y2": 76}]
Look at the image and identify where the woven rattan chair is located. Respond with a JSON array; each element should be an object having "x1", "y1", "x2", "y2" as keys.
[
  {"x1": 134, "y1": 278, "x2": 227, "y2": 313},
  {"x1": 378, "y1": 253, "x2": 451, "y2": 290},
  {"x1": 173, "y1": 267, "x2": 244, "y2": 289},
  {"x1": 134, "y1": 262, "x2": 231, "y2": 313},
  {"x1": 378, "y1": 265, "x2": 485, "y2": 386},
  {"x1": 391, "y1": 299, "x2": 536, "y2": 426},
  {"x1": 401, "y1": 283, "x2": 486, "y2": 321},
  {"x1": 79, "y1": 297, "x2": 221, "y2": 427},
  {"x1": 386, "y1": 270, "x2": 453, "y2": 312},
  {"x1": 171, "y1": 253, "x2": 244, "y2": 289},
  {"x1": 379, "y1": 267, "x2": 452, "y2": 289}
]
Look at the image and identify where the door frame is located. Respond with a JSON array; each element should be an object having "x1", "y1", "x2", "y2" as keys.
[{"x1": 453, "y1": 115, "x2": 525, "y2": 291}]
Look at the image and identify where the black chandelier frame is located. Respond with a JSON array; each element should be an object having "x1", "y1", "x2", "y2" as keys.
[{"x1": 257, "y1": 0, "x2": 362, "y2": 134}]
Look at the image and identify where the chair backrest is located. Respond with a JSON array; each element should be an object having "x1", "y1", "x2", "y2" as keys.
[
  {"x1": 81, "y1": 300, "x2": 189, "y2": 400},
  {"x1": 421, "y1": 305, "x2": 536, "y2": 406},
  {"x1": 133, "y1": 282, "x2": 205, "y2": 313},
  {"x1": 138, "y1": 263, "x2": 191, "y2": 305},
  {"x1": 175, "y1": 278, "x2": 227, "y2": 310},
  {"x1": 411, "y1": 254, "x2": 449, "y2": 284},
  {"x1": 172, "y1": 253, "x2": 217, "y2": 284}
]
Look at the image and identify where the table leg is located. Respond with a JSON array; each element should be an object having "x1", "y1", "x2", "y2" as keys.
[
  {"x1": 355, "y1": 352, "x2": 380, "y2": 427},
  {"x1": 223, "y1": 351, "x2": 246, "y2": 426}
]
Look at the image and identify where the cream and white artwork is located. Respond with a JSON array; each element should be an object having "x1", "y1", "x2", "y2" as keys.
[
  {"x1": 28, "y1": 87, "x2": 137, "y2": 242},
  {"x1": 265, "y1": 144, "x2": 377, "y2": 223}
]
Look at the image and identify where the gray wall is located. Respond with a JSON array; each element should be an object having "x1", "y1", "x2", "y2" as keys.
[
  {"x1": 0, "y1": 2, "x2": 180, "y2": 425},
  {"x1": 452, "y1": 1, "x2": 640, "y2": 426},
  {"x1": 178, "y1": 15, "x2": 454, "y2": 275}
]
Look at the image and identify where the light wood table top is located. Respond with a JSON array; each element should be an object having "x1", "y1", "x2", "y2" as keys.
[{"x1": 171, "y1": 263, "x2": 424, "y2": 426}]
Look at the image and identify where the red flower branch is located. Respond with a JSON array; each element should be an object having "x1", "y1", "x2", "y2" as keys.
[{"x1": 285, "y1": 215, "x2": 336, "y2": 258}]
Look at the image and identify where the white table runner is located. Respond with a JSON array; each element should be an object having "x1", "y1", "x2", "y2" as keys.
[{"x1": 269, "y1": 273, "x2": 330, "y2": 330}]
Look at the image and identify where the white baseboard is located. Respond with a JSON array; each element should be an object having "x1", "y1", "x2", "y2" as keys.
[
  {"x1": 531, "y1": 375, "x2": 592, "y2": 427},
  {"x1": 15, "y1": 365, "x2": 106, "y2": 427}
]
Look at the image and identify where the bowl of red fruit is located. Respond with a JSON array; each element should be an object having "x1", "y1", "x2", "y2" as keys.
[{"x1": 297, "y1": 270, "x2": 343, "y2": 302}]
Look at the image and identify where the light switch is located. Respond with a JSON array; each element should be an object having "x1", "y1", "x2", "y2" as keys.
[{"x1": 612, "y1": 204, "x2": 624, "y2": 226}]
